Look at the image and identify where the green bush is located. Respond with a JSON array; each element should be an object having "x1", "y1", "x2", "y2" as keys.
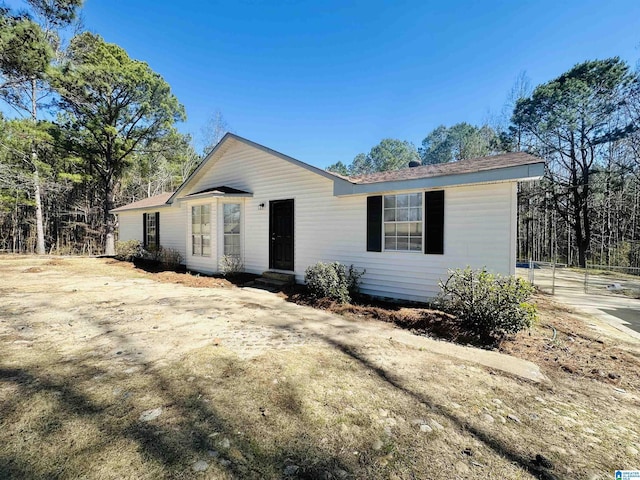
[
  {"x1": 115, "y1": 240, "x2": 143, "y2": 261},
  {"x1": 437, "y1": 267, "x2": 536, "y2": 342},
  {"x1": 304, "y1": 261, "x2": 365, "y2": 303}
]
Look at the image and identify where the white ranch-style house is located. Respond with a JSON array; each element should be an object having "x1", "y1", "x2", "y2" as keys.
[{"x1": 111, "y1": 133, "x2": 544, "y2": 302}]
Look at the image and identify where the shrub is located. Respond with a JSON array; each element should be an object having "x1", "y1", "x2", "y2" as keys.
[
  {"x1": 155, "y1": 246, "x2": 183, "y2": 270},
  {"x1": 115, "y1": 240, "x2": 143, "y2": 261},
  {"x1": 437, "y1": 267, "x2": 537, "y2": 342},
  {"x1": 138, "y1": 245, "x2": 183, "y2": 270},
  {"x1": 220, "y1": 255, "x2": 244, "y2": 276},
  {"x1": 304, "y1": 261, "x2": 365, "y2": 303}
]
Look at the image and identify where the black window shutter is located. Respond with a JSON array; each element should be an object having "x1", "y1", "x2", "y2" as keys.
[
  {"x1": 425, "y1": 191, "x2": 444, "y2": 254},
  {"x1": 142, "y1": 213, "x2": 148, "y2": 248},
  {"x1": 367, "y1": 196, "x2": 382, "y2": 252},
  {"x1": 155, "y1": 212, "x2": 160, "y2": 248}
]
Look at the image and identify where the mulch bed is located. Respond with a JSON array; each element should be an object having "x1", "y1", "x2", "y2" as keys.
[{"x1": 282, "y1": 287, "x2": 492, "y2": 347}]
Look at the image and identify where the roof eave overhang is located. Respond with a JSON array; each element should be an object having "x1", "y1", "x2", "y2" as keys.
[
  {"x1": 110, "y1": 203, "x2": 171, "y2": 214},
  {"x1": 176, "y1": 192, "x2": 254, "y2": 201},
  {"x1": 333, "y1": 162, "x2": 545, "y2": 196}
]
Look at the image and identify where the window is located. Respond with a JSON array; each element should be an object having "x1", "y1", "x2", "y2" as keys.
[
  {"x1": 383, "y1": 193, "x2": 423, "y2": 251},
  {"x1": 143, "y1": 212, "x2": 159, "y2": 249},
  {"x1": 367, "y1": 191, "x2": 444, "y2": 255},
  {"x1": 146, "y1": 213, "x2": 156, "y2": 249},
  {"x1": 191, "y1": 205, "x2": 210, "y2": 256},
  {"x1": 223, "y1": 203, "x2": 241, "y2": 257}
]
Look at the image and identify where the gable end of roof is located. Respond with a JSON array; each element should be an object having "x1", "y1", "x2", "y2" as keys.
[{"x1": 167, "y1": 133, "x2": 352, "y2": 204}]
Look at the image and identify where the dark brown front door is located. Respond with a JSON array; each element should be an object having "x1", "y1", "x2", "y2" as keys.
[{"x1": 269, "y1": 199, "x2": 294, "y2": 271}]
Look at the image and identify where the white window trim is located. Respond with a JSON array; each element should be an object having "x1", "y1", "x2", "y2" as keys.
[
  {"x1": 382, "y1": 192, "x2": 424, "y2": 253},
  {"x1": 222, "y1": 202, "x2": 242, "y2": 258},
  {"x1": 218, "y1": 200, "x2": 244, "y2": 266},
  {"x1": 191, "y1": 203, "x2": 212, "y2": 257}
]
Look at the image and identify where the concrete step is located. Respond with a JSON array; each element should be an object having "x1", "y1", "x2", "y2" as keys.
[
  {"x1": 261, "y1": 271, "x2": 296, "y2": 284},
  {"x1": 254, "y1": 277, "x2": 292, "y2": 289}
]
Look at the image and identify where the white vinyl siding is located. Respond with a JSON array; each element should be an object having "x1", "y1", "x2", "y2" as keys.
[
  {"x1": 115, "y1": 204, "x2": 187, "y2": 261},
  {"x1": 116, "y1": 211, "x2": 142, "y2": 243},
  {"x1": 158, "y1": 204, "x2": 188, "y2": 258}
]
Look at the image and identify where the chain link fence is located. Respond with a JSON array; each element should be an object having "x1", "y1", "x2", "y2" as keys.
[{"x1": 516, "y1": 260, "x2": 640, "y2": 300}]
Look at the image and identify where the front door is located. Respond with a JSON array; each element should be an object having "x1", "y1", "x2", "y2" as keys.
[{"x1": 269, "y1": 199, "x2": 294, "y2": 271}]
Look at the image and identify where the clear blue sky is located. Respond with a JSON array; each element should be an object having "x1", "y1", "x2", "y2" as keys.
[{"x1": 52, "y1": 1, "x2": 640, "y2": 167}]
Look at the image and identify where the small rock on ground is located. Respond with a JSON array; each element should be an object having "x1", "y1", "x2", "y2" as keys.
[
  {"x1": 481, "y1": 414, "x2": 494, "y2": 423},
  {"x1": 430, "y1": 419, "x2": 445, "y2": 430},
  {"x1": 284, "y1": 465, "x2": 299, "y2": 476},
  {"x1": 419, "y1": 424, "x2": 432, "y2": 433},
  {"x1": 139, "y1": 407, "x2": 162, "y2": 422},
  {"x1": 192, "y1": 460, "x2": 209, "y2": 472},
  {"x1": 507, "y1": 414, "x2": 521, "y2": 424}
]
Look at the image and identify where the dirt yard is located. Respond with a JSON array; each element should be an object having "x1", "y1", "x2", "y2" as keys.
[{"x1": 1, "y1": 256, "x2": 639, "y2": 479}]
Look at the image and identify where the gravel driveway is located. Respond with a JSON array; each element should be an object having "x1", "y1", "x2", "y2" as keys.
[{"x1": 518, "y1": 267, "x2": 640, "y2": 339}]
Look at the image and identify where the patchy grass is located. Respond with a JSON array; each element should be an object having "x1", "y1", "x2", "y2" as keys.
[{"x1": 1, "y1": 255, "x2": 639, "y2": 479}]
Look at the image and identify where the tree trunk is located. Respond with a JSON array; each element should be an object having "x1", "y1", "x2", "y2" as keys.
[
  {"x1": 31, "y1": 78, "x2": 46, "y2": 255},
  {"x1": 33, "y1": 160, "x2": 45, "y2": 255},
  {"x1": 104, "y1": 176, "x2": 116, "y2": 256}
]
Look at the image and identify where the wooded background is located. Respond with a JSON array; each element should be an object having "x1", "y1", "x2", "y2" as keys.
[{"x1": 2, "y1": 1, "x2": 639, "y2": 268}]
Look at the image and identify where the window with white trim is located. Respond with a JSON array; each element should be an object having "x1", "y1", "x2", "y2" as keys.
[
  {"x1": 191, "y1": 204, "x2": 211, "y2": 256},
  {"x1": 383, "y1": 193, "x2": 422, "y2": 251},
  {"x1": 223, "y1": 203, "x2": 241, "y2": 257},
  {"x1": 145, "y1": 213, "x2": 157, "y2": 249}
]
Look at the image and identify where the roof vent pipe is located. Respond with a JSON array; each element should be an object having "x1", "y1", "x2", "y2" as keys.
[{"x1": 408, "y1": 160, "x2": 421, "y2": 168}]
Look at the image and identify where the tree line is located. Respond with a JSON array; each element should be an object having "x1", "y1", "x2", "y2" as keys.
[
  {"x1": 328, "y1": 59, "x2": 640, "y2": 269},
  {"x1": 0, "y1": 0, "x2": 218, "y2": 255}
]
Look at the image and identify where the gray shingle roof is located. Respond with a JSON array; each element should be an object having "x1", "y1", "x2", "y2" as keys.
[
  {"x1": 348, "y1": 152, "x2": 543, "y2": 184},
  {"x1": 110, "y1": 192, "x2": 173, "y2": 212}
]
